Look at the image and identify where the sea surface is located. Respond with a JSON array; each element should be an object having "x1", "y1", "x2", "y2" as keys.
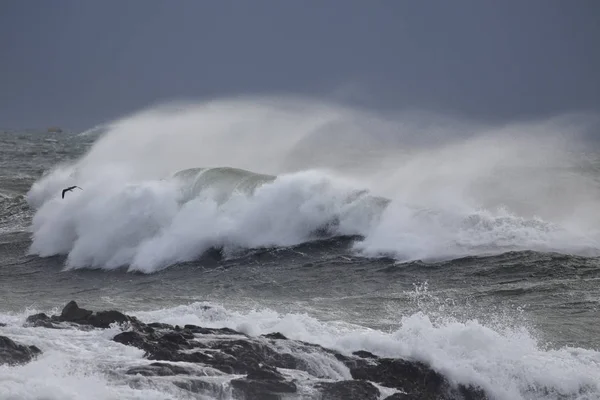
[{"x1": 1, "y1": 99, "x2": 600, "y2": 399}]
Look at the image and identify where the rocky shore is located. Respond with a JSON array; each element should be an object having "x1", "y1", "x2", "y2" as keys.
[
  {"x1": 0, "y1": 335, "x2": 41, "y2": 366},
  {"x1": 1, "y1": 301, "x2": 489, "y2": 399}
]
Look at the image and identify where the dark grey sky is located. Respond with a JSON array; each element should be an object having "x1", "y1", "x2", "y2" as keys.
[{"x1": 1, "y1": 0, "x2": 599, "y2": 130}]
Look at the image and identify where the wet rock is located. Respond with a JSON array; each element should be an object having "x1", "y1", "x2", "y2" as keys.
[
  {"x1": 24, "y1": 313, "x2": 60, "y2": 329},
  {"x1": 27, "y1": 302, "x2": 489, "y2": 400},
  {"x1": 230, "y1": 365, "x2": 297, "y2": 400},
  {"x1": 206, "y1": 339, "x2": 295, "y2": 372},
  {"x1": 246, "y1": 365, "x2": 285, "y2": 381},
  {"x1": 0, "y1": 335, "x2": 42, "y2": 366},
  {"x1": 89, "y1": 310, "x2": 133, "y2": 328},
  {"x1": 173, "y1": 379, "x2": 217, "y2": 394},
  {"x1": 115, "y1": 324, "x2": 307, "y2": 376},
  {"x1": 61, "y1": 300, "x2": 93, "y2": 321},
  {"x1": 126, "y1": 362, "x2": 193, "y2": 376},
  {"x1": 183, "y1": 324, "x2": 243, "y2": 335},
  {"x1": 457, "y1": 385, "x2": 490, "y2": 400},
  {"x1": 349, "y1": 358, "x2": 487, "y2": 400},
  {"x1": 383, "y1": 394, "x2": 411, "y2": 400},
  {"x1": 26, "y1": 301, "x2": 142, "y2": 330},
  {"x1": 318, "y1": 380, "x2": 380, "y2": 400},
  {"x1": 230, "y1": 379, "x2": 296, "y2": 400},
  {"x1": 261, "y1": 332, "x2": 287, "y2": 340},
  {"x1": 113, "y1": 331, "x2": 148, "y2": 349},
  {"x1": 353, "y1": 350, "x2": 378, "y2": 359},
  {"x1": 59, "y1": 301, "x2": 140, "y2": 329},
  {"x1": 174, "y1": 339, "x2": 277, "y2": 373},
  {"x1": 350, "y1": 358, "x2": 445, "y2": 392},
  {"x1": 114, "y1": 329, "x2": 207, "y2": 363},
  {"x1": 175, "y1": 371, "x2": 296, "y2": 400},
  {"x1": 148, "y1": 322, "x2": 174, "y2": 330},
  {"x1": 161, "y1": 331, "x2": 192, "y2": 344}
]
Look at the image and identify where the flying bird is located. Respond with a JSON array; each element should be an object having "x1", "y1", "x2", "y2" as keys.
[{"x1": 62, "y1": 186, "x2": 82, "y2": 198}]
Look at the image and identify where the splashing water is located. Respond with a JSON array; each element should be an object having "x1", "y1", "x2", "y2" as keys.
[{"x1": 25, "y1": 96, "x2": 600, "y2": 272}]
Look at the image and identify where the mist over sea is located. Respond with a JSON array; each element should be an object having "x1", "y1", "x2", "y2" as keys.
[{"x1": 1, "y1": 97, "x2": 600, "y2": 399}]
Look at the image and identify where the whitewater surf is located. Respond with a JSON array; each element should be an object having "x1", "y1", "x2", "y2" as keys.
[{"x1": 2, "y1": 97, "x2": 600, "y2": 399}]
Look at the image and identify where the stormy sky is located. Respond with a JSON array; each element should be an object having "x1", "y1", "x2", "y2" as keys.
[{"x1": 1, "y1": 0, "x2": 599, "y2": 130}]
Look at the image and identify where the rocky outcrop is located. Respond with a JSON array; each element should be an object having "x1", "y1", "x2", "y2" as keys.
[
  {"x1": 230, "y1": 365, "x2": 297, "y2": 400},
  {"x1": 23, "y1": 301, "x2": 489, "y2": 400},
  {"x1": 126, "y1": 362, "x2": 195, "y2": 377},
  {"x1": 317, "y1": 380, "x2": 380, "y2": 400},
  {"x1": 0, "y1": 335, "x2": 42, "y2": 366},
  {"x1": 25, "y1": 300, "x2": 141, "y2": 330},
  {"x1": 349, "y1": 357, "x2": 487, "y2": 400}
]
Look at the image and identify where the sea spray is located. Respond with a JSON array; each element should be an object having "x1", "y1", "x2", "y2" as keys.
[
  {"x1": 2, "y1": 296, "x2": 599, "y2": 400},
  {"x1": 25, "y1": 96, "x2": 600, "y2": 271}
]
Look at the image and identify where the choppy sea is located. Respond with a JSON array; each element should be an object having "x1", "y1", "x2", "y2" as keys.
[{"x1": 1, "y1": 99, "x2": 599, "y2": 399}]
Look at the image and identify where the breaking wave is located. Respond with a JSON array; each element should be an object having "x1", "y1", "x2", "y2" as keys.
[{"x1": 25, "y1": 96, "x2": 600, "y2": 272}]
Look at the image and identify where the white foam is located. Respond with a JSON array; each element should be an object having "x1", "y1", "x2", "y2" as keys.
[
  {"x1": 1, "y1": 299, "x2": 599, "y2": 400},
  {"x1": 25, "y1": 97, "x2": 600, "y2": 272},
  {"x1": 0, "y1": 310, "x2": 200, "y2": 400},
  {"x1": 354, "y1": 202, "x2": 600, "y2": 261},
  {"x1": 131, "y1": 301, "x2": 600, "y2": 400}
]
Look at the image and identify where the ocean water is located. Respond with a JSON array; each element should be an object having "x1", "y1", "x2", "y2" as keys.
[{"x1": 1, "y1": 98, "x2": 600, "y2": 399}]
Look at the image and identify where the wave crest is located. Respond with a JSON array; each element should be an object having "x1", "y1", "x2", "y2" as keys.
[
  {"x1": 28, "y1": 165, "x2": 386, "y2": 272},
  {"x1": 25, "y1": 97, "x2": 600, "y2": 272}
]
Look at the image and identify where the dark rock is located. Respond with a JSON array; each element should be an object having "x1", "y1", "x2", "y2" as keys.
[
  {"x1": 332, "y1": 351, "x2": 371, "y2": 373},
  {"x1": 173, "y1": 379, "x2": 216, "y2": 394},
  {"x1": 119, "y1": 328, "x2": 298, "y2": 375},
  {"x1": 383, "y1": 394, "x2": 411, "y2": 400},
  {"x1": 246, "y1": 365, "x2": 285, "y2": 381},
  {"x1": 32, "y1": 301, "x2": 143, "y2": 330},
  {"x1": 60, "y1": 300, "x2": 93, "y2": 321},
  {"x1": 0, "y1": 335, "x2": 42, "y2": 366},
  {"x1": 115, "y1": 328, "x2": 210, "y2": 364},
  {"x1": 318, "y1": 380, "x2": 380, "y2": 400},
  {"x1": 230, "y1": 373, "x2": 297, "y2": 400},
  {"x1": 140, "y1": 325, "x2": 156, "y2": 334},
  {"x1": 89, "y1": 310, "x2": 133, "y2": 328},
  {"x1": 183, "y1": 324, "x2": 243, "y2": 336},
  {"x1": 216, "y1": 327, "x2": 243, "y2": 335},
  {"x1": 202, "y1": 339, "x2": 302, "y2": 374},
  {"x1": 113, "y1": 331, "x2": 148, "y2": 348},
  {"x1": 350, "y1": 358, "x2": 445, "y2": 392},
  {"x1": 182, "y1": 324, "x2": 211, "y2": 334},
  {"x1": 28, "y1": 302, "x2": 489, "y2": 400},
  {"x1": 148, "y1": 322, "x2": 174, "y2": 330},
  {"x1": 353, "y1": 350, "x2": 378, "y2": 359},
  {"x1": 126, "y1": 362, "x2": 193, "y2": 376},
  {"x1": 25, "y1": 313, "x2": 59, "y2": 329},
  {"x1": 0, "y1": 322, "x2": 6, "y2": 327},
  {"x1": 457, "y1": 385, "x2": 490, "y2": 400},
  {"x1": 261, "y1": 332, "x2": 287, "y2": 340},
  {"x1": 349, "y1": 358, "x2": 487, "y2": 400},
  {"x1": 161, "y1": 332, "x2": 191, "y2": 344}
]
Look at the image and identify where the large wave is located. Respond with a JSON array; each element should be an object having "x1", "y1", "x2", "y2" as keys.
[{"x1": 26, "y1": 96, "x2": 600, "y2": 272}]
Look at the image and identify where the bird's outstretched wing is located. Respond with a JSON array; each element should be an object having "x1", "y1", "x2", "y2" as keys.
[{"x1": 62, "y1": 186, "x2": 83, "y2": 199}]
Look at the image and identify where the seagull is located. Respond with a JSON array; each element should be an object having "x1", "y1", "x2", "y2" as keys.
[{"x1": 62, "y1": 186, "x2": 82, "y2": 199}]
